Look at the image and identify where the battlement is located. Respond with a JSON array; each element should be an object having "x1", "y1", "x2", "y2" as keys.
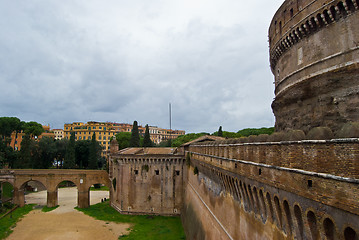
[{"x1": 269, "y1": 0, "x2": 359, "y2": 72}]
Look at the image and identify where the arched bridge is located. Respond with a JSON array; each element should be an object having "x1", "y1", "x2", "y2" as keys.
[{"x1": 0, "y1": 169, "x2": 110, "y2": 208}]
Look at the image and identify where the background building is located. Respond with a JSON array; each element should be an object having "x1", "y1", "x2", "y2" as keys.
[
  {"x1": 64, "y1": 122, "x2": 185, "y2": 155},
  {"x1": 53, "y1": 129, "x2": 64, "y2": 140}
]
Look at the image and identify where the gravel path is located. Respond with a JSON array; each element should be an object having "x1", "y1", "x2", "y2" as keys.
[{"x1": 6, "y1": 188, "x2": 131, "y2": 240}]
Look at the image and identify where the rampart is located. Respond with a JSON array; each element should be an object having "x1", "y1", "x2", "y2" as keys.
[
  {"x1": 268, "y1": 0, "x2": 359, "y2": 132},
  {"x1": 183, "y1": 139, "x2": 359, "y2": 239}
]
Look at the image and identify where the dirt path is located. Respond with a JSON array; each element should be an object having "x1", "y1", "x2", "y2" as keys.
[{"x1": 6, "y1": 188, "x2": 131, "y2": 240}]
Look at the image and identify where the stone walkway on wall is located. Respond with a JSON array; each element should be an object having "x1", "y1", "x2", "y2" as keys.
[{"x1": 6, "y1": 188, "x2": 131, "y2": 240}]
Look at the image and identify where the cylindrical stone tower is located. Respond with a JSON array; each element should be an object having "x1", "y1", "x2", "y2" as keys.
[{"x1": 269, "y1": 0, "x2": 359, "y2": 133}]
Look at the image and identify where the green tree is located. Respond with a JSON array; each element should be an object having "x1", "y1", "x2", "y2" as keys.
[
  {"x1": 237, "y1": 127, "x2": 275, "y2": 137},
  {"x1": 17, "y1": 134, "x2": 35, "y2": 168},
  {"x1": 115, "y1": 132, "x2": 132, "y2": 150},
  {"x1": 130, "y1": 121, "x2": 140, "y2": 147},
  {"x1": 55, "y1": 139, "x2": 68, "y2": 168},
  {"x1": 217, "y1": 126, "x2": 223, "y2": 137},
  {"x1": 0, "y1": 117, "x2": 23, "y2": 145},
  {"x1": 88, "y1": 133, "x2": 98, "y2": 169},
  {"x1": 23, "y1": 121, "x2": 44, "y2": 137},
  {"x1": 64, "y1": 132, "x2": 76, "y2": 169},
  {"x1": 171, "y1": 133, "x2": 209, "y2": 147},
  {"x1": 0, "y1": 138, "x2": 18, "y2": 169},
  {"x1": 143, "y1": 124, "x2": 153, "y2": 147},
  {"x1": 35, "y1": 137, "x2": 56, "y2": 169},
  {"x1": 75, "y1": 140, "x2": 90, "y2": 168}
]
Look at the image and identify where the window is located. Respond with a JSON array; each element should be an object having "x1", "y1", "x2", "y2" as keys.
[
  {"x1": 134, "y1": 170, "x2": 139, "y2": 175},
  {"x1": 99, "y1": 127, "x2": 102, "y2": 129},
  {"x1": 175, "y1": 170, "x2": 180, "y2": 176},
  {"x1": 155, "y1": 170, "x2": 159, "y2": 175},
  {"x1": 99, "y1": 136, "x2": 102, "y2": 140}
]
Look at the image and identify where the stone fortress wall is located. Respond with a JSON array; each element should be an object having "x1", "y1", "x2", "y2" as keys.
[
  {"x1": 269, "y1": 0, "x2": 359, "y2": 132},
  {"x1": 184, "y1": 138, "x2": 359, "y2": 239}
]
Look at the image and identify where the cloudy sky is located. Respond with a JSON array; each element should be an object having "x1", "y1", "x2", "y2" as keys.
[{"x1": 0, "y1": 0, "x2": 284, "y2": 133}]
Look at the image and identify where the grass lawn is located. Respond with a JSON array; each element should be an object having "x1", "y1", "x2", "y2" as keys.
[
  {"x1": 0, "y1": 205, "x2": 34, "y2": 240},
  {"x1": 42, "y1": 205, "x2": 59, "y2": 212},
  {"x1": 90, "y1": 186, "x2": 109, "y2": 191},
  {"x1": 77, "y1": 201, "x2": 186, "y2": 240}
]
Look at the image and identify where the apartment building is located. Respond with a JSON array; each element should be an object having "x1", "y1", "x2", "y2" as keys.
[
  {"x1": 64, "y1": 121, "x2": 185, "y2": 155},
  {"x1": 53, "y1": 129, "x2": 64, "y2": 140},
  {"x1": 149, "y1": 126, "x2": 185, "y2": 144}
]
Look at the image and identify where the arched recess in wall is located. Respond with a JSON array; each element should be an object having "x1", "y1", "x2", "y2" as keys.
[
  {"x1": 323, "y1": 217, "x2": 337, "y2": 240},
  {"x1": 283, "y1": 200, "x2": 293, "y2": 235},
  {"x1": 344, "y1": 226, "x2": 358, "y2": 240},
  {"x1": 307, "y1": 210, "x2": 319, "y2": 240},
  {"x1": 294, "y1": 204, "x2": 304, "y2": 239},
  {"x1": 259, "y1": 189, "x2": 267, "y2": 221},
  {"x1": 266, "y1": 192, "x2": 275, "y2": 223},
  {"x1": 274, "y1": 196, "x2": 283, "y2": 230},
  {"x1": 247, "y1": 185, "x2": 256, "y2": 214},
  {"x1": 252, "y1": 186, "x2": 261, "y2": 216},
  {"x1": 242, "y1": 182, "x2": 252, "y2": 212},
  {"x1": 112, "y1": 178, "x2": 117, "y2": 191}
]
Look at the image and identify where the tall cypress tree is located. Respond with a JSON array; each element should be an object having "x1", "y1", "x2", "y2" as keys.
[
  {"x1": 18, "y1": 134, "x2": 34, "y2": 168},
  {"x1": 143, "y1": 124, "x2": 152, "y2": 147},
  {"x1": 88, "y1": 132, "x2": 98, "y2": 169},
  {"x1": 218, "y1": 126, "x2": 223, "y2": 137},
  {"x1": 130, "y1": 121, "x2": 140, "y2": 147},
  {"x1": 64, "y1": 132, "x2": 76, "y2": 169}
]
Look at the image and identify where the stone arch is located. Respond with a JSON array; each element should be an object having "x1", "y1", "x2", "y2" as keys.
[
  {"x1": 344, "y1": 226, "x2": 358, "y2": 240},
  {"x1": 337, "y1": 1, "x2": 348, "y2": 16},
  {"x1": 323, "y1": 217, "x2": 337, "y2": 240},
  {"x1": 252, "y1": 186, "x2": 261, "y2": 216},
  {"x1": 346, "y1": 0, "x2": 356, "y2": 11},
  {"x1": 310, "y1": 17, "x2": 318, "y2": 30},
  {"x1": 20, "y1": 180, "x2": 48, "y2": 207},
  {"x1": 247, "y1": 185, "x2": 256, "y2": 214},
  {"x1": 330, "y1": 6, "x2": 339, "y2": 20},
  {"x1": 283, "y1": 200, "x2": 293, "y2": 235},
  {"x1": 233, "y1": 178, "x2": 241, "y2": 201},
  {"x1": 55, "y1": 180, "x2": 78, "y2": 208},
  {"x1": 294, "y1": 204, "x2": 304, "y2": 239},
  {"x1": 242, "y1": 182, "x2": 252, "y2": 212},
  {"x1": 323, "y1": 10, "x2": 332, "y2": 23},
  {"x1": 316, "y1": 13, "x2": 325, "y2": 27},
  {"x1": 239, "y1": 180, "x2": 249, "y2": 210},
  {"x1": 266, "y1": 192, "x2": 275, "y2": 223},
  {"x1": 259, "y1": 189, "x2": 267, "y2": 221},
  {"x1": 88, "y1": 182, "x2": 109, "y2": 206},
  {"x1": 274, "y1": 196, "x2": 283, "y2": 230},
  {"x1": 306, "y1": 210, "x2": 320, "y2": 240}
]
